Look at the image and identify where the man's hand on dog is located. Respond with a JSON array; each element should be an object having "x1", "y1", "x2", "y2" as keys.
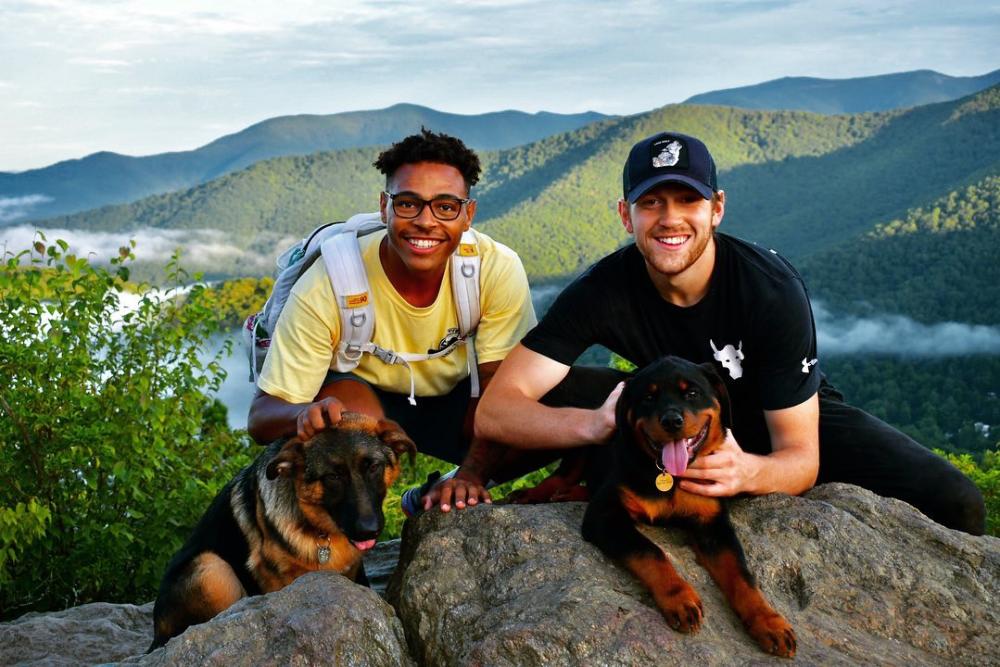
[
  {"x1": 296, "y1": 397, "x2": 345, "y2": 440},
  {"x1": 422, "y1": 469, "x2": 492, "y2": 513},
  {"x1": 590, "y1": 381, "x2": 625, "y2": 444},
  {"x1": 679, "y1": 430, "x2": 762, "y2": 496}
]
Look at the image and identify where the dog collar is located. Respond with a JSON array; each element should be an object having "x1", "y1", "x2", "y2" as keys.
[{"x1": 316, "y1": 533, "x2": 331, "y2": 564}]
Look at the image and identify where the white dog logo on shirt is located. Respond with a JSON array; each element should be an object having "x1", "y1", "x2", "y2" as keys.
[{"x1": 710, "y1": 339, "x2": 744, "y2": 380}]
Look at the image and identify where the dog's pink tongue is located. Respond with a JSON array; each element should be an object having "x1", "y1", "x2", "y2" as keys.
[
  {"x1": 352, "y1": 539, "x2": 376, "y2": 552},
  {"x1": 661, "y1": 441, "x2": 688, "y2": 477}
]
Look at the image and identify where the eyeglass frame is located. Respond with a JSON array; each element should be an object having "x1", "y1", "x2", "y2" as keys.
[{"x1": 382, "y1": 191, "x2": 473, "y2": 221}]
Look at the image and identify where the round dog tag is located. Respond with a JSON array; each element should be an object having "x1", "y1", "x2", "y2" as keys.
[{"x1": 655, "y1": 472, "x2": 674, "y2": 492}]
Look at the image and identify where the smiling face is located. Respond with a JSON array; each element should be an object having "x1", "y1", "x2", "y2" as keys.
[
  {"x1": 379, "y1": 161, "x2": 476, "y2": 282},
  {"x1": 617, "y1": 356, "x2": 730, "y2": 480},
  {"x1": 619, "y1": 183, "x2": 724, "y2": 300}
]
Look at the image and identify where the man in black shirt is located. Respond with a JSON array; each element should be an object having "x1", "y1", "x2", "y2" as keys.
[{"x1": 472, "y1": 131, "x2": 985, "y2": 535}]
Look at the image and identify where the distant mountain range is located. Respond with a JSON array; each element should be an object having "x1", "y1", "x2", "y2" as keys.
[
  {"x1": 4, "y1": 68, "x2": 997, "y2": 224},
  {"x1": 26, "y1": 84, "x2": 1000, "y2": 326},
  {"x1": 0, "y1": 105, "x2": 609, "y2": 221},
  {"x1": 684, "y1": 69, "x2": 1000, "y2": 114}
]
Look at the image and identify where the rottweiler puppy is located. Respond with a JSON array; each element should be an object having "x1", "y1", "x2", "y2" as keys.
[
  {"x1": 148, "y1": 412, "x2": 415, "y2": 651},
  {"x1": 582, "y1": 356, "x2": 796, "y2": 658}
]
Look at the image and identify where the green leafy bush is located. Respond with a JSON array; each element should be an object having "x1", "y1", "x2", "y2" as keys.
[
  {"x1": 0, "y1": 237, "x2": 253, "y2": 619},
  {"x1": 940, "y1": 448, "x2": 1000, "y2": 536}
]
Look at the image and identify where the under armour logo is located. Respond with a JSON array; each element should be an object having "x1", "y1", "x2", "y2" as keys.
[{"x1": 801, "y1": 357, "x2": 818, "y2": 374}]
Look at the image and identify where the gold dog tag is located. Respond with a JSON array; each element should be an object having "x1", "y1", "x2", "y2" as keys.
[{"x1": 655, "y1": 472, "x2": 674, "y2": 492}]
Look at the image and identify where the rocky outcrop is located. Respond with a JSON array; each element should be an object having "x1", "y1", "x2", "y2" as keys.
[
  {"x1": 131, "y1": 571, "x2": 412, "y2": 667},
  {"x1": 0, "y1": 601, "x2": 154, "y2": 666},
  {"x1": 1, "y1": 550, "x2": 410, "y2": 667},
  {"x1": 4, "y1": 484, "x2": 998, "y2": 666},
  {"x1": 387, "y1": 483, "x2": 999, "y2": 666}
]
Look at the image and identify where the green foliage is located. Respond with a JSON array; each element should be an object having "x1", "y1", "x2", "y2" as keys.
[
  {"x1": 609, "y1": 353, "x2": 636, "y2": 372},
  {"x1": 0, "y1": 236, "x2": 253, "y2": 618},
  {"x1": 939, "y1": 448, "x2": 1000, "y2": 536},
  {"x1": 814, "y1": 356, "x2": 1000, "y2": 457},
  {"x1": 200, "y1": 276, "x2": 275, "y2": 327},
  {"x1": 801, "y1": 175, "x2": 1000, "y2": 324}
]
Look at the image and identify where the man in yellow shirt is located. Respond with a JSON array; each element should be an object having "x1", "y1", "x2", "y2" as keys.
[{"x1": 248, "y1": 129, "x2": 536, "y2": 513}]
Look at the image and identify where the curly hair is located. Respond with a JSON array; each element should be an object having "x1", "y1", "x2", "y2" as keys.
[{"x1": 374, "y1": 128, "x2": 481, "y2": 191}]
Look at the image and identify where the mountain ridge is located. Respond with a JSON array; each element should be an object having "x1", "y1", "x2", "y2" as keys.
[
  {"x1": 0, "y1": 105, "x2": 610, "y2": 221},
  {"x1": 684, "y1": 68, "x2": 1000, "y2": 114}
]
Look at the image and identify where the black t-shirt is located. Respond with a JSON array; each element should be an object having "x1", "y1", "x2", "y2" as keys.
[{"x1": 522, "y1": 233, "x2": 823, "y2": 454}]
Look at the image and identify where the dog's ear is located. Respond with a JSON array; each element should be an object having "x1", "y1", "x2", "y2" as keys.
[
  {"x1": 265, "y1": 438, "x2": 305, "y2": 480},
  {"x1": 699, "y1": 362, "x2": 732, "y2": 429},
  {"x1": 376, "y1": 418, "x2": 417, "y2": 464}
]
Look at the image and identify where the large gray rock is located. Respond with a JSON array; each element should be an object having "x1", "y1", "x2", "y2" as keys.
[
  {"x1": 0, "y1": 601, "x2": 154, "y2": 666},
  {"x1": 387, "y1": 483, "x2": 1000, "y2": 666},
  {"x1": 0, "y1": 544, "x2": 409, "y2": 667},
  {"x1": 129, "y1": 571, "x2": 412, "y2": 667}
]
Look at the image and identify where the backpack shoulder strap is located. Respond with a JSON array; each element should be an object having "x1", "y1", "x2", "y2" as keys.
[
  {"x1": 321, "y1": 228, "x2": 376, "y2": 373},
  {"x1": 450, "y1": 229, "x2": 482, "y2": 396}
]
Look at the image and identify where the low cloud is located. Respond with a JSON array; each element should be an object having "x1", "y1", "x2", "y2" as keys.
[
  {"x1": 0, "y1": 225, "x2": 292, "y2": 273},
  {"x1": 0, "y1": 195, "x2": 53, "y2": 222},
  {"x1": 814, "y1": 301, "x2": 1000, "y2": 356}
]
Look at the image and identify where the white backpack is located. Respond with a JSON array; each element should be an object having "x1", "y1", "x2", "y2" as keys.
[{"x1": 243, "y1": 212, "x2": 482, "y2": 404}]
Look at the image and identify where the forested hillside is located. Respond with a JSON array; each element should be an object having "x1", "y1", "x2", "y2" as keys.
[
  {"x1": 801, "y1": 175, "x2": 1000, "y2": 324},
  {"x1": 824, "y1": 356, "x2": 1000, "y2": 457},
  {"x1": 33, "y1": 103, "x2": 895, "y2": 275},
  {"x1": 33, "y1": 86, "x2": 998, "y2": 291}
]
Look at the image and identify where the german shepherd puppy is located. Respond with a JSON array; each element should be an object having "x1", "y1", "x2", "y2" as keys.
[
  {"x1": 582, "y1": 356, "x2": 796, "y2": 658},
  {"x1": 148, "y1": 413, "x2": 415, "y2": 651}
]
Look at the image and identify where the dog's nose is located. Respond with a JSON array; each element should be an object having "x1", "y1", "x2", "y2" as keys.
[
  {"x1": 660, "y1": 409, "x2": 685, "y2": 431},
  {"x1": 355, "y1": 514, "x2": 380, "y2": 537}
]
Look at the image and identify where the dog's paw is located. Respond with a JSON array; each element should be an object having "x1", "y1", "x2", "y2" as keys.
[
  {"x1": 747, "y1": 612, "x2": 796, "y2": 658},
  {"x1": 655, "y1": 583, "x2": 704, "y2": 633}
]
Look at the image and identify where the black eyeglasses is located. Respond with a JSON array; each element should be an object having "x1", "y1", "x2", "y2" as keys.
[{"x1": 384, "y1": 192, "x2": 471, "y2": 221}]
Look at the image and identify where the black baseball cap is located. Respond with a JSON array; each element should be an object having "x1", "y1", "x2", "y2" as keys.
[{"x1": 623, "y1": 132, "x2": 718, "y2": 202}]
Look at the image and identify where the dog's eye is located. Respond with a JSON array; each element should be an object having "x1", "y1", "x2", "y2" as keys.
[
  {"x1": 367, "y1": 460, "x2": 385, "y2": 476},
  {"x1": 684, "y1": 388, "x2": 700, "y2": 400},
  {"x1": 324, "y1": 466, "x2": 348, "y2": 483}
]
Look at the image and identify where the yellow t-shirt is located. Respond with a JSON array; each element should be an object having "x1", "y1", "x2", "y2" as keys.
[{"x1": 258, "y1": 229, "x2": 536, "y2": 403}]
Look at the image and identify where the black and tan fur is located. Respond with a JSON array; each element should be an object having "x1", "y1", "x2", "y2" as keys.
[
  {"x1": 582, "y1": 356, "x2": 796, "y2": 658},
  {"x1": 148, "y1": 412, "x2": 415, "y2": 651}
]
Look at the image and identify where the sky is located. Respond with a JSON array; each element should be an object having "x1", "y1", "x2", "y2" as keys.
[{"x1": 0, "y1": 0, "x2": 997, "y2": 172}]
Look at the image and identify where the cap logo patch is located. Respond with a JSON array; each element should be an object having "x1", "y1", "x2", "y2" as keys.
[{"x1": 651, "y1": 139, "x2": 683, "y2": 168}]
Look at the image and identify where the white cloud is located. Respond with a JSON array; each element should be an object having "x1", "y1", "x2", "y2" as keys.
[
  {"x1": 0, "y1": 195, "x2": 53, "y2": 222},
  {"x1": 814, "y1": 302, "x2": 1000, "y2": 357},
  {"x1": 1, "y1": 0, "x2": 998, "y2": 170},
  {"x1": 68, "y1": 58, "x2": 133, "y2": 68},
  {"x1": 0, "y1": 225, "x2": 289, "y2": 271}
]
